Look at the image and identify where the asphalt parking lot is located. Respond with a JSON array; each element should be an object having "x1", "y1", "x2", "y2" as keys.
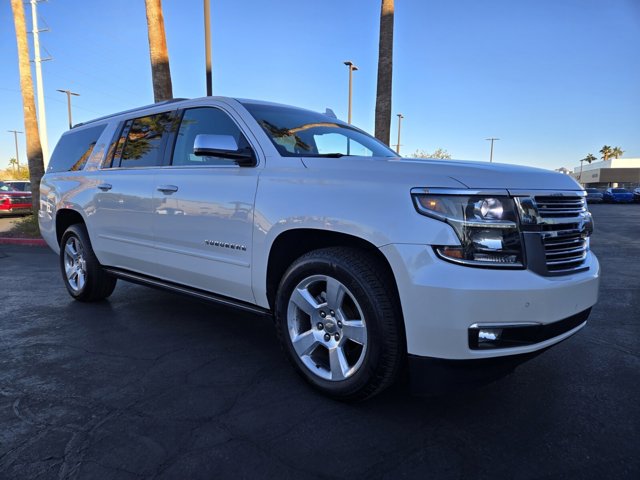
[{"x1": 0, "y1": 204, "x2": 638, "y2": 479}]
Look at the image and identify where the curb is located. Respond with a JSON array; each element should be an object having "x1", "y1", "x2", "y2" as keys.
[{"x1": 0, "y1": 237, "x2": 47, "y2": 247}]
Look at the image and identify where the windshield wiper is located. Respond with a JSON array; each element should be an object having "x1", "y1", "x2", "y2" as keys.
[{"x1": 314, "y1": 153, "x2": 346, "y2": 158}]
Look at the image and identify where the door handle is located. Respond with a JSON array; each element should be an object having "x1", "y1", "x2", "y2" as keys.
[
  {"x1": 157, "y1": 185, "x2": 179, "y2": 194},
  {"x1": 97, "y1": 183, "x2": 112, "y2": 191}
]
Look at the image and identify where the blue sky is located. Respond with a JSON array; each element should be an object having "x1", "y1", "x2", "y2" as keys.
[{"x1": 1, "y1": 0, "x2": 639, "y2": 171}]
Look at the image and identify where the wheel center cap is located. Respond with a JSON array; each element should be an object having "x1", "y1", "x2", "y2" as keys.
[{"x1": 323, "y1": 318, "x2": 337, "y2": 334}]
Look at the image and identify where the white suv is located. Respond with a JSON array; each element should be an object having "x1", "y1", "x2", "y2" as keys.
[{"x1": 39, "y1": 97, "x2": 600, "y2": 400}]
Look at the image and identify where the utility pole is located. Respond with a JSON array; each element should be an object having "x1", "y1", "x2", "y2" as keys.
[
  {"x1": 56, "y1": 89, "x2": 80, "y2": 129},
  {"x1": 394, "y1": 113, "x2": 403, "y2": 155},
  {"x1": 30, "y1": 0, "x2": 50, "y2": 164},
  {"x1": 7, "y1": 130, "x2": 23, "y2": 170},
  {"x1": 486, "y1": 137, "x2": 499, "y2": 163},
  {"x1": 343, "y1": 61, "x2": 358, "y2": 124},
  {"x1": 204, "y1": 0, "x2": 212, "y2": 96}
]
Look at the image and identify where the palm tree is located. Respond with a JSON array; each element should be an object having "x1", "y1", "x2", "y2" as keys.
[
  {"x1": 578, "y1": 153, "x2": 596, "y2": 182},
  {"x1": 611, "y1": 146, "x2": 624, "y2": 159},
  {"x1": 9, "y1": 158, "x2": 18, "y2": 173},
  {"x1": 374, "y1": 0, "x2": 394, "y2": 145},
  {"x1": 10, "y1": 0, "x2": 44, "y2": 216},
  {"x1": 599, "y1": 145, "x2": 613, "y2": 162},
  {"x1": 145, "y1": 0, "x2": 173, "y2": 102}
]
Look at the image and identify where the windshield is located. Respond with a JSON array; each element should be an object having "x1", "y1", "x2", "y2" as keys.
[
  {"x1": 586, "y1": 189, "x2": 599, "y2": 193},
  {"x1": 242, "y1": 101, "x2": 397, "y2": 158},
  {"x1": 612, "y1": 188, "x2": 629, "y2": 193},
  {"x1": 7, "y1": 182, "x2": 28, "y2": 191}
]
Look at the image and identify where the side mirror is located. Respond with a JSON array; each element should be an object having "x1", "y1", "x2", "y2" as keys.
[{"x1": 193, "y1": 134, "x2": 255, "y2": 166}]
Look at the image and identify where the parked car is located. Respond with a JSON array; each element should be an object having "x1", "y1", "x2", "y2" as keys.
[
  {"x1": 603, "y1": 188, "x2": 634, "y2": 203},
  {"x1": 0, "y1": 180, "x2": 32, "y2": 215},
  {"x1": 3, "y1": 180, "x2": 31, "y2": 192},
  {"x1": 39, "y1": 97, "x2": 600, "y2": 400},
  {"x1": 633, "y1": 187, "x2": 640, "y2": 203},
  {"x1": 585, "y1": 188, "x2": 603, "y2": 203}
]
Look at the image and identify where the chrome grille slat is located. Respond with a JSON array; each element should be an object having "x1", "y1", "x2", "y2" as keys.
[
  {"x1": 545, "y1": 246, "x2": 586, "y2": 257},
  {"x1": 544, "y1": 238, "x2": 583, "y2": 248},
  {"x1": 538, "y1": 208, "x2": 586, "y2": 215},
  {"x1": 534, "y1": 195, "x2": 588, "y2": 274},
  {"x1": 546, "y1": 253, "x2": 587, "y2": 266}
]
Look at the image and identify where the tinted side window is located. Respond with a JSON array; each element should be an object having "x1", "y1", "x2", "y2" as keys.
[
  {"x1": 120, "y1": 112, "x2": 177, "y2": 168},
  {"x1": 172, "y1": 108, "x2": 249, "y2": 166},
  {"x1": 47, "y1": 124, "x2": 106, "y2": 173}
]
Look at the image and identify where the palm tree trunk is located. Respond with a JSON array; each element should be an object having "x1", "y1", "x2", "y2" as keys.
[
  {"x1": 11, "y1": 0, "x2": 44, "y2": 217},
  {"x1": 145, "y1": 0, "x2": 173, "y2": 103},
  {"x1": 374, "y1": 0, "x2": 394, "y2": 146}
]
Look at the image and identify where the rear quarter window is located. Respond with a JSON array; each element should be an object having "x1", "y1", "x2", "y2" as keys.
[{"x1": 47, "y1": 124, "x2": 107, "y2": 173}]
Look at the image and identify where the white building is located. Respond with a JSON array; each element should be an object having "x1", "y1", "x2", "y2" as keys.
[{"x1": 571, "y1": 158, "x2": 640, "y2": 188}]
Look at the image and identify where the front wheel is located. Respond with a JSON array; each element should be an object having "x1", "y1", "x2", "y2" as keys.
[
  {"x1": 275, "y1": 247, "x2": 404, "y2": 401},
  {"x1": 60, "y1": 223, "x2": 117, "y2": 302}
]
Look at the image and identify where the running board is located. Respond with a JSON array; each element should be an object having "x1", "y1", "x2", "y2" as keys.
[{"x1": 104, "y1": 267, "x2": 272, "y2": 317}]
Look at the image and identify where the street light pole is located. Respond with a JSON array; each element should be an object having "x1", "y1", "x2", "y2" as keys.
[
  {"x1": 30, "y1": 0, "x2": 50, "y2": 163},
  {"x1": 394, "y1": 113, "x2": 404, "y2": 155},
  {"x1": 56, "y1": 89, "x2": 80, "y2": 129},
  {"x1": 204, "y1": 0, "x2": 212, "y2": 96},
  {"x1": 343, "y1": 61, "x2": 358, "y2": 124},
  {"x1": 7, "y1": 130, "x2": 23, "y2": 170},
  {"x1": 486, "y1": 137, "x2": 499, "y2": 163}
]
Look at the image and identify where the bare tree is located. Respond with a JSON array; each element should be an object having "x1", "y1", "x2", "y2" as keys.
[
  {"x1": 411, "y1": 148, "x2": 452, "y2": 160},
  {"x1": 374, "y1": 0, "x2": 394, "y2": 145},
  {"x1": 11, "y1": 0, "x2": 44, "y2": 216},
  {"x1": 145, "y1": 0, "x2": 173, "y2": 102}
]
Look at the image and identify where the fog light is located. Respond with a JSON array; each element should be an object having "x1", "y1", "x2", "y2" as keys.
[{"x1": 478, "y1": 328, "x2": 502, "y2": 345}]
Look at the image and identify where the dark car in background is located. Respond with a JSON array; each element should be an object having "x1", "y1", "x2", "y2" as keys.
[
  {"x1": 603, "y1": 188, "x2": 634, "y2": 204},
  {"x1": 633, "y1": 187, "x2": 640, "y2": 203},
  {"x1": 0, "y1": 181, "x2": 32, "y2": 215},
  {"x1": 585, "y1": 188, "x2": 603, "y2": 204}
]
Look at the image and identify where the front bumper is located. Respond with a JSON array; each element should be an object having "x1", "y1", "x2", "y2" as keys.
[
  {"x1": 0, "y1": 205, "x2": 32, "y2": 215},
  {"x1": 380, "y1": 244, "x2": 600, "y2": 360}
]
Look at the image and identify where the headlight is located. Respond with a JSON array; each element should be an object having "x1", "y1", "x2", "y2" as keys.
[{"x1": 411, "y1": 189, "x2": 524, "y2": 268}]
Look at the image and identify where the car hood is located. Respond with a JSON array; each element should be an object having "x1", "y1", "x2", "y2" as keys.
[{"x1": 301, "y1": 156, "x2": 582, "y2": 191}]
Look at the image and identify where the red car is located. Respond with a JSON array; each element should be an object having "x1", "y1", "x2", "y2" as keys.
[{"x1": 0, "y1": 181, "x2": 32, "y2": 215}]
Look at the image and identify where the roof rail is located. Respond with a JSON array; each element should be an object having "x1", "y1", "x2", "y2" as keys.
[{"x1": 72, "y1": 98, "x2": 189, "y2": 128}]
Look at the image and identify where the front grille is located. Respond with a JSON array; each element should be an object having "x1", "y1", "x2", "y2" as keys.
[
  {"x1": 535, "y1": 195, "x2": 588, "y2": 274},
  {"x1": 9, "y1": 196, "x2": 31, "y2": 205},
  {"x1": 535, "y1": 196, "x2": 586, "y2": 217}
]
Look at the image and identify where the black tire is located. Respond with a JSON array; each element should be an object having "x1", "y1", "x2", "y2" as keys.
[
  {"x1": 274, "y1": 247, "x2": 405, "y2": 402},
  {"x1": 59, "y1": 223, "x2": 117, "y2": 302}
]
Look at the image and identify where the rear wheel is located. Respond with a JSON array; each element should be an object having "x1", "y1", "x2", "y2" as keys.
[
  {"x1": 275, "y1": 247, "x2": 404, "y2": 401},
  {"x1": 60, "y1": 224, "x2": 117, "y2": 302}
]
